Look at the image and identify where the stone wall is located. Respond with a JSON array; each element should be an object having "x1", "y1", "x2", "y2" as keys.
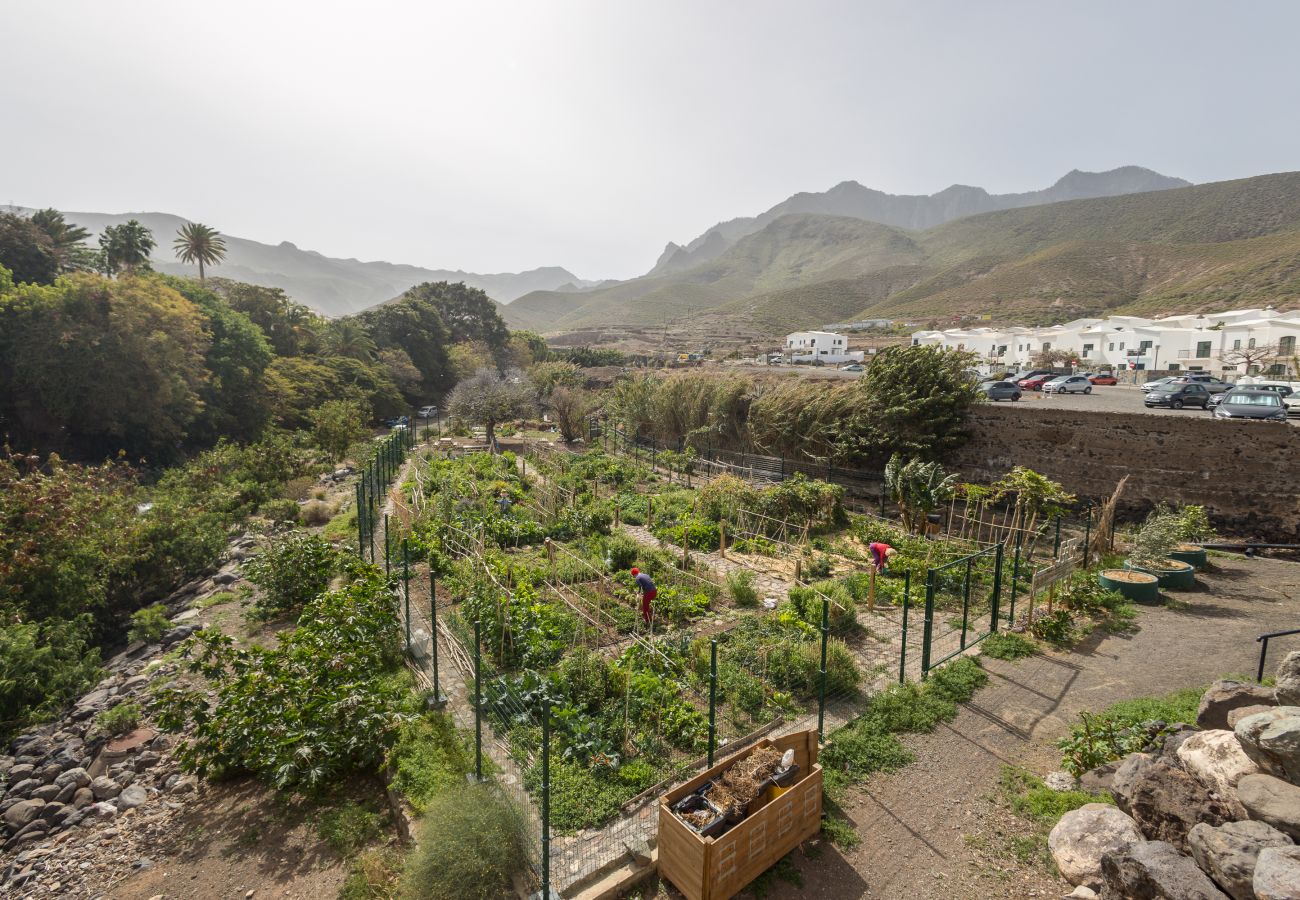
[{"x1": 948, "y1": 406, "x2": 1300, "y2": 542}]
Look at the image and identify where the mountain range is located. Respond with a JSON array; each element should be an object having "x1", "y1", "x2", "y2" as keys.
[
  {"x1": 3, "y1": 208, "x2": 591, "y2": 317},
  {"x1": 504, "y1": 168, "x2": 1300, "y2": 337}
]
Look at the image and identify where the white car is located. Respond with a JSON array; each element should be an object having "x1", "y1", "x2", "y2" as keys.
[
  {"x1": 418, "y1": 405, "x2": 439, "y2": 418},
  {"x1": 1042, "y1": 375, "x2": 1093, "y2": 394}
]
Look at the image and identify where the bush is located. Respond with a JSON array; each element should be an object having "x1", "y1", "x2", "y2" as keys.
[
  {"x1": 981, "y1": 632, "x2": 1037, "y2": 661},
  {"x1": 128, "y1": 604, "x2": 172, "y2": 644},
  {"x1": 726, "y1": 569, "x2": 759, "y2": 607},
  {"x1": 387, "y1": 714, "x2": 477, "y2": 814},
  {"x1": 402, "y1": 782, "x2": 529, "y2": 900},
  {"x1": 0, "y1": 616, "x2": 102, "y2": 743},
  {"x1": 318, "y1": 800, "x2": 387, "y2": 856},
  {"x1": 244, "y1": 530, "x2": 342, "y2": 618},
  {"x1": 805, "y1": 554, "x2": 834, "y2": 579},
  {"x1": 1057, "y1": 685, "x2": 1204, "y2": 776},
  {"x1": 259, "y1": 497, "x2": 301, "y2": 525},
  {"x1": 602, "y1": 533, "x2": 640, "y2": 571},
  {"x1": 95, "y1": 701, "x2": 142, "y2": 737},
  {"x1": 301, "y1": 499, "x2": 334, "y2": 526},
  {"x1": 1029, "y1": 609, "x2": 1078, "y2": 647}
]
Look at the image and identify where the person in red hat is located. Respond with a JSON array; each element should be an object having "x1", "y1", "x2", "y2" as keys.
[{"x1": 631, "y1": 567, "x2": 656, "y2": 625}]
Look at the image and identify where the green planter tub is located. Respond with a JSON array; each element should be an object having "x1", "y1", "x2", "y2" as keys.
[
  {"x1": 1169, "y1": 544, "x2": 1208, "y2": 570},
  {"x1": 1129, "y1": 559, "x2": 1197, "y2": 591},
  {"x1": 1099, "y1": 569, "x2": 1160, "y2": 604}
]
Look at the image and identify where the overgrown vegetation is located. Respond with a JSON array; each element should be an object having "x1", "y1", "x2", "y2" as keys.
[
  {"x1": 1058, "y1": 685, "x2": 1204, "y2": 776},
  {"x1": 402, "y1": 783, "x2": 531, "y2": 900},
  {"x1": 244, "y1": 529, "x2": 343, "y2": 619},
  {"x1": 997, "y1": 767, "x2": 1111, "y2": 868}
]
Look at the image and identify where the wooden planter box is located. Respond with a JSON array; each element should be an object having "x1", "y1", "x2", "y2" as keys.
[{"x1": 658, "y1": 729, "x2": 823, "y2": 900}]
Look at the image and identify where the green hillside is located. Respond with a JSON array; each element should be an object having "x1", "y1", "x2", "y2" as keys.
[{"x1": 509, "y1": 171, "x2": 1300, "y2": 336}]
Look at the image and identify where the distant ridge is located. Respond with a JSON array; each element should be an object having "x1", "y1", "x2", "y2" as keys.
[
  {"x1": 649, "y1": 166, "x2": 1190, "y2": 275},
  {"x1": 2, "y1": 207, "x2": 591, "y2": 317}
]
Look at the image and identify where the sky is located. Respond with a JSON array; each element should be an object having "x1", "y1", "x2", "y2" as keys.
[{"x1": 3, "y1": 0, "x2": 1300, "y2": 280}]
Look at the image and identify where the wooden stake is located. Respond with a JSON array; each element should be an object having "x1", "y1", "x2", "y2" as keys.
[
  {"x1": 868, "y1": 566, "x2": 877, "y2": 613},
  {"x1": 719, "y1": 521, "x2": 726, "y2": 557},
  {"x1": 794, "y1": 558, "x2": 802, "y2": 584}
]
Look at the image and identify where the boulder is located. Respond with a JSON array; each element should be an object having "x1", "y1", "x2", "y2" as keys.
[
  {"x1": 1187, "y1": 820, "x2": 1293, "y2": 900},
  {"x1": 1239, "y1": 774, "x2": 1300, "y2": 840},
  {"x1": 1081, "y1": 760, "x2": 1123, "y2": 795},
  {"x1": 1045, "y1": 770, "x2": 1080, "y2": 791},
  {"x1": 1201, "y1": 681, "x2": 1278, "y2": 731},
  {"x1": 89, "y1": 801, "x2": 117, "y2": 820},
  {"x1": 2, "y1": 800, "x2": 44, "y2": 832},
  {"x1": 1231, "y1": 706, "x2": 1278, "y2": 729},
  {"x1": 71, "y1": 788, "x2": 94, "y2": 810},
  {"x1": 90, "y1": 776, "x2": 121, "y2": 801},
  {"x1": 1049, "y1": 803, "x2": 1143, "y2": 889},
  {"x1": 1254, "y1": 846, "x2": 1300, "y2": 899},
  {"x1": 1178, "y1": 730, "x2": 1261, "y2": 817},
  {"x1": 1101, "y1": 840, "x2": 1229, "y2": 899},
  {"x1": 1276, "y1": 652, "x2": 1300, "y2": 707},
  {"x1": 1160, "y1": 725, "x2": 1201, "y2": 759},
  {"x1": 53, "y1": 767, "x2": 90, "y2": 791},
  {"x1": 1111, "y1": 754, "x2": 1233, "y2": 850},
  {"x1": 1235, "y1": 707, "x2": 1300, "y2": 783},
  {"x1": 29, "y1": 785, "x2": 59, "y2": 803},
  {"x1": 6, "y1": 764, "x2": 34, "y2": 782},
  {"x1": 116, "y1": 784, "x2": 147, "y2": 810},
  {"x1": 6, "y1": 779, "x2": 39, "y2": 799}
]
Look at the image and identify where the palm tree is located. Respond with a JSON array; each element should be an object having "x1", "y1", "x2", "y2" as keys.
[
  {"x1": 29, "y1": 209, "x2": 93, "y2": 272},
  {"x1": 322, "y1": 319, "x2": 378, "y2": 361},
  {"x1": 99, "y1": 220, "x2": 156, "y2": 276},
  {"x1": 884, "y1": 453, "x2": 959, "y2": 535},
  {"x1": 173, "y1": 222, "x2": 227, "y2": 281}
]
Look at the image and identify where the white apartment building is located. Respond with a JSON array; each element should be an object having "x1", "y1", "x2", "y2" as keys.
[
  {"x1": 784, "y1": 330, "x2": 865, "y2": 364},
  {"x1": 911, "y1": 308, "x2": 1300, "y2": 376}
]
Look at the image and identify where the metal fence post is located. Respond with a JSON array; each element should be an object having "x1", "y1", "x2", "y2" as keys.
[
  {"x1": 384, "y1": 513, "x2": 391, "y2": 577},
  {"x1": 402, "y1": 538, "x2": 411, "y2": 648},
  {"x1": 920, "y1": 571, "x2": 935, "y2": 679},
  {"x1": 708, "y1": 639, "x2": 718, "y2": 766},
  {"x1": 430, "y1": 567, "x2": 445, "y2": 705},
  {"x1": 990, "y1": 543, "x2": 1004, "y2": 633},
  {"x1": 474, "y1": 619, "x2": 483, "y2": 781},
  {"x1": 542, "y1": 697, "x2": 552, "y2": 900},
  {"x1": 960, "y1": 557, "x2": 972, "y2": 650},
  {"x1": 368, "y1": 496, "x2": 377, "y2": 562},
  {"x1": 355, "y1": 482, "x2": 365, "y2": 558},
  {"x1": 898, "y1": 571, "x2": 911, "y2": 683},
  {"x1": 818, "y1": 599, "x2": 829, "y2": 738},
  {"x1": 1083, "y1": 505, "x2": 1092, "y2": 563}
]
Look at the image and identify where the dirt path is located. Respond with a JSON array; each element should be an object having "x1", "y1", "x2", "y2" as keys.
[{"x1": 760, "y1": 554, "x2": 1300, "y2": 900}]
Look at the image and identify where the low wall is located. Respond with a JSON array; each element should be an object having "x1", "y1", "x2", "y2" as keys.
[{"x1": 949, "y1": 406, "x2": 1300, "y2": 542}]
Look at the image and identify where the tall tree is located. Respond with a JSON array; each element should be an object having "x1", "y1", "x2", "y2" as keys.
[
  {"x1": 29, "y1": 209, "x2": 94, "y2": 272},
  {"x1": 447, "y1": 368, "x2": 535, "y2": 449},
  {"x1": 396, "y1": 282, "x2": 509, "y2": 351},
  {"x1": 173, "y1": 222, "x2": 227, "y2": 281},
  {"x1": 0, "y1": 214, "x2": 59, "y2": 285},
  {"x1": 322, "y1": 319, "x2": 378, "y2": 361},
  {"x1": 99, "y1": 220, "x2": 156, "y2": 276}
]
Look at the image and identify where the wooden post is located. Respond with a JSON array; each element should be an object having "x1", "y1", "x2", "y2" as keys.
[
  {"x1": 545, "y1": 538, "x2": 556, "y2": 584},
  {"x1": 794, "y1": 558, "x2": 802, "y2": 584},
  {"x1": 868, "y1": 566, "x2": 877, "y2": 613},
  {"x1": 647, "y1": 496, "x2": 654, "y2": 528},
  {"x1": 681, "y1": 525, "x2": 689, "y2": 568},
  {"x1": 614, "y1": 502, "x2": 621, "y2": 527},
  {"x1": 719, "y1": 521, "x2": 726, "y2": 557}
]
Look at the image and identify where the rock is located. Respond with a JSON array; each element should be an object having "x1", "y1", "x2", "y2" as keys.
[
  {"x1": 1081, "y1": 761, "x2": 1123, "y2": 795},
  {"x1": 6, "y1": 764, "x2": 34, "y2": 782},
  {"x1": 1112, "y1": 754, "x2": 1233, "y2": 851},
  {"x1": 6, "y1": 779, "x2": 39, "y2": 799},
  {"x1": 1277, "y1": 652, "x2": 1300, "y2": 707},
  {"x1": 90, "y1": 776, "x2": 121, "y2": 801},
  {"x1": 54, "y1": 782, "x2": 77, "y2": 804},
  {"x1": 1101, "y1": 840, "x2": 1230, "y2": 899},
  {"x1": 1201, "y1": 681, "x2": 1278, "y2": 731},
  {"x1": 89, "y1": 801, "x2": 117, "y2": 819},
  {"x1": 172, "y1": 608, "x2": 200, "y2": 623},
  {"x1": 1045, "y1": 770, "x2": 1079, "y2": 791},
  {"x1": 1067, "y1": 887, "x2": 1099, "y2": 899},
  {"x1": 160, "y1": 624, "x2": 197, "y2": 647},
  {"x1": 71, "y1": 788, "x2": 94, "y2": 810},
  {"x1": 1049, "y1": 803, "x2": 1143, "y2": 889},
  {"x1": 1254, "y1": 846, "x2": 1300, "y2": 899},
  {"x1": 1231, "y1": 705, "x2": 1279, "y2": 729},
  {"x1": 1239, "y1": 774, "x2": 1300, "y2": 840},
  {"x1": 1160, "y1": 725, "x2": 1201, "y2": 759},
  {"x1": 28, "y1": 785, "x2": 59, "y2": 803},
  {"x1": 37, "y1": 801, "x2": 64, "y2": 823},
  {"x1": 1178, "y1": 730, "x2": 1260, "y2": 817},
  {"x1": 53, "y1": 767, "x2": 90, "y2": 790},
  {"x1": 213, "y1": 571, "x2": 238, "y2": 585},
  {"x1": 1188, "y1": 820, "x2": 1294, "y2": 900},
  {"x1": 1236, "y1": 707, "x2": 1300, "y2": 783},
  {"x1": 2, "y1": 800, "x2": 44, "y2": 831},
  {"x1": 168, "y1": 776, "x2": 197, "y2": 795},
  {"x1": 116, "y1": 785, "x2": 147, "y2": 810},
  {"x1": 116, "y1": 770, "x2": 137, "y2": 788}
]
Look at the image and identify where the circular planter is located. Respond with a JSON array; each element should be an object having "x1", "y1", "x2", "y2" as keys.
[
  {"x1": 1169, "y1": 544, "x2": 1208, "y2": 570},
  {"x1": 1099, "y1": 569, "x2": 1160, "y2": 603},
  {"x1": 1129, "y1": 558, "x2": 1196, "y2": 591}
]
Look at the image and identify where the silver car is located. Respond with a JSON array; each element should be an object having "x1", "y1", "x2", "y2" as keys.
[{"x1": 1042, "y1": 375, "x2": 1093, "y2": 394}]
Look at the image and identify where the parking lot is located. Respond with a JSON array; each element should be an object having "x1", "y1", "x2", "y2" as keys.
[{"x1": 992, "y1": 383, "x2": 1299, "y2": 424}]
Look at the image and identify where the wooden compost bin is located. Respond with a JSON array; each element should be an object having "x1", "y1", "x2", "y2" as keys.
[{"x1": 658, "y1": 729, "x2": 822, "y2": 900}]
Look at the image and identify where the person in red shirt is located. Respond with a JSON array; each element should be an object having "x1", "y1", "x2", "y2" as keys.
[
  {"x1": 868, "y1": 542, "x2": 896, "y2": 572},
  {"x1": 631, "y1": 567, "x2": 656, "y2": 625}
]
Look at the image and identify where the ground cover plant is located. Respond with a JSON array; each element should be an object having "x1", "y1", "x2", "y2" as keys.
[{"x1": 1057, "y1": 685, "x2": 1204, "y2": 776}]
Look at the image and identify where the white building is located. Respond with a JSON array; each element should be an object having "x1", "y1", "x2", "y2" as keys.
[
  {"x1": 784, "y1": 330, "x2": 865, "y2": 364},
  {"x1": 911, "y1": 308, "x2": 1300, "y2": 376}
]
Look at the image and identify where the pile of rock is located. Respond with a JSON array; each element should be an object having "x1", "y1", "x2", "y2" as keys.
[{"x1": 1049, "y1": 651, "x2": 1300, "y2": 899}]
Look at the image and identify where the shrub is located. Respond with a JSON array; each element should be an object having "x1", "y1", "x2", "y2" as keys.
[
  {"x1": 95, "y1": 701, "x2": 142, "y2": 737},
  {"x1": 244, "y1": 530, "x2": 342, "y2": 618},
  {"x1": 340, "y1": 848, "x2": 402, "y2": 900},
  {"x1": 981, "y1": 632, "x2": 1037, "y2": 661},
  {"x1": 805, "y1": 554, "x2": 834, "y2": 579},
  {"x1": 1029, "y1": 610, "x2": 1078, "y2": 647},
  {"x1": 387, "y1": 714, "x2": 477, "y2": 814},
  {"x1": 402, "y1": 783, "x2": 529, "y2": 900},
  {"x1": 555, "y1": 649, "x2": 623, "y2": 714},
  {"x1": 726, "y1": 569, "x2": 759, "y2": 607},
  {"x1": 0, "y1": 616, "x2": 102, "y2": 743},
  {"x1": 301, "y1": 499, "x2": 334, "y2": 526},
  {"x1": 602, "y1": 533, "x2": 640, "y2": 571},
  {"x1": 259, "y1": 497, "x2": 301, "y2": 525},
  {"x1": 128, "y1": 604, "x2": 172, "y2": 644},
  {"x1": 1057, "y1": 686, "x2": 1204, "y2": 776},
  {"x1": 318, "y1": 800, "x2": 387, "y2": 856}
]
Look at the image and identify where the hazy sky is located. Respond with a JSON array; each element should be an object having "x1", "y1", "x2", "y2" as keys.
[{"x1": 4, "y1": 1, "x2": 1299, "y2": 280}]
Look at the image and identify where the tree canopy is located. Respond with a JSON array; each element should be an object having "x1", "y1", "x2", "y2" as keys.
[
  {"x1": 100, "y1": 219, "x2": 156, "y2": 276},
  {"x1": 173, "y1": 222, "x2": 227, "y2": 281},
  {"x1": 0, "y1": 214, "x2": 59, "y2": 285},
  {"x1": 447, "y1": 368, "x2": 535, "y2": 448}
]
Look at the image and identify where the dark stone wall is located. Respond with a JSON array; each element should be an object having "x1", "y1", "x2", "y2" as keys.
[{"x1": 948, "y1": 407, "x2": 1300, "y2": 542}]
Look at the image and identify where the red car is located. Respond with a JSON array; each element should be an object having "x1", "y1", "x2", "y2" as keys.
[
  {"x1": 1089, "y1": 373, "x2": 1118, "y2": 385},
  {"x1": 1018, "y1": 374, "x2": 1053, "y2": 391}
]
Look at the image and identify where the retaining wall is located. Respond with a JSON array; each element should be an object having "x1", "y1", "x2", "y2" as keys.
[{"x1": 949, "y1": 406, "x2": 1300, "y2": 542}]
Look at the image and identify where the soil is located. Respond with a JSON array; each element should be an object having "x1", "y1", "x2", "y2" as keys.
[
  {"x1": 637, "y1": 553, "x2": 1300, "y2": 900},
  {"x1": 1102, "y1": 569, "x2": 1156, "y2": 583}
]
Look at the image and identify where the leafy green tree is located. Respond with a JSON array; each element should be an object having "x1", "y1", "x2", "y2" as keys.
[
  {"x1": 0, "y1": 213, "x2": 59, "y2": 285},
  {"x1": 448, "y1": 341, "x2": 495, "y2": 381},
  {"x1": 0, "y1": 616, "x2": 103, "y2": 743},
  {"x1": 884, "y1": 454, "x2": 959, "y2": 534},
  {"x1": 29, "y1": 209, "x2": 95, "y2": 273},
  {"x1": 397, "y1": 282, "x2": 509, "y2": 351},
  {"x1": 309, "y1": 398, "x2": 371, "y2": 461},
  {"x1": 358, "y1": 293, "x2": 453, "y2": 395},
  {"x1": 378, "y1": 347, "x2": 424, "y2": 402},
  {"x1": 172, "y1": 222, "x2": 228, "y2": 281},
  {"x1": 845, "y1": 345, "x2": 978, "y2": 461},
  {"x1": 211, "y1": 279, "x2": 321, "y2": 356},
  {"x1": 99, "y1": 220, "x2": 156, "y2": 276},
  {"x1": 244, "y1": 530, "x2": 343, "y2": 617},
  {"x1": 505, "y1": 330, "x2": 550, "y2": 368},
  {"x1": 322, "y1": 318, "x2": 378, "y2": 361},
  {"x1": 447, "y1": 368, "x2": 535, "y2": 448},
  {"x1": 529, "y1": 360, "x2": 583, "y2": 397}
]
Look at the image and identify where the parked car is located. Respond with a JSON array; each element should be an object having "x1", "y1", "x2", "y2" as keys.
[
  {"x1": 1208, "y1": 384, "x2": 1292, "y2": 408},
  {"x1": 839, "y1": 363, "x2": 864, "y2": 372},
  {"x1": 1089, "y1": 373, "x2": 1118, "y2": 385},
  {"x1": 1144, "y1": 382, "x2": 1210, "y2": 409},
  {"x1": 1213, "y1": 390, "x2": 1289, "y2": 421},
  {"x1": 384, "y1": 415, "x2": 410, "y2": 428},
  {"x1": 1141, "y1": 376, "x2": 1177, "y2": 394},
  {"x1": 1043, "y1": 374, "x2": 1093, "y2": 394},
  {"x1": 1171, "y1": 374, "x2": 1232, "y2": 394},
  {"x1": 978, "y1": 381, "x2": 1022, "y2": 402},
  {"x1": 1018, "y1": 373, "x2": 1055, "y2": 391},
  {"x1": 418, "y1": 405, "x2": 439, "y2": 418}
]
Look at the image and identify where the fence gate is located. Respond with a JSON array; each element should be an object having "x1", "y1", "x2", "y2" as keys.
[{"x1": 920, "y1": 543, "x2": 1004, "y2": 678}]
